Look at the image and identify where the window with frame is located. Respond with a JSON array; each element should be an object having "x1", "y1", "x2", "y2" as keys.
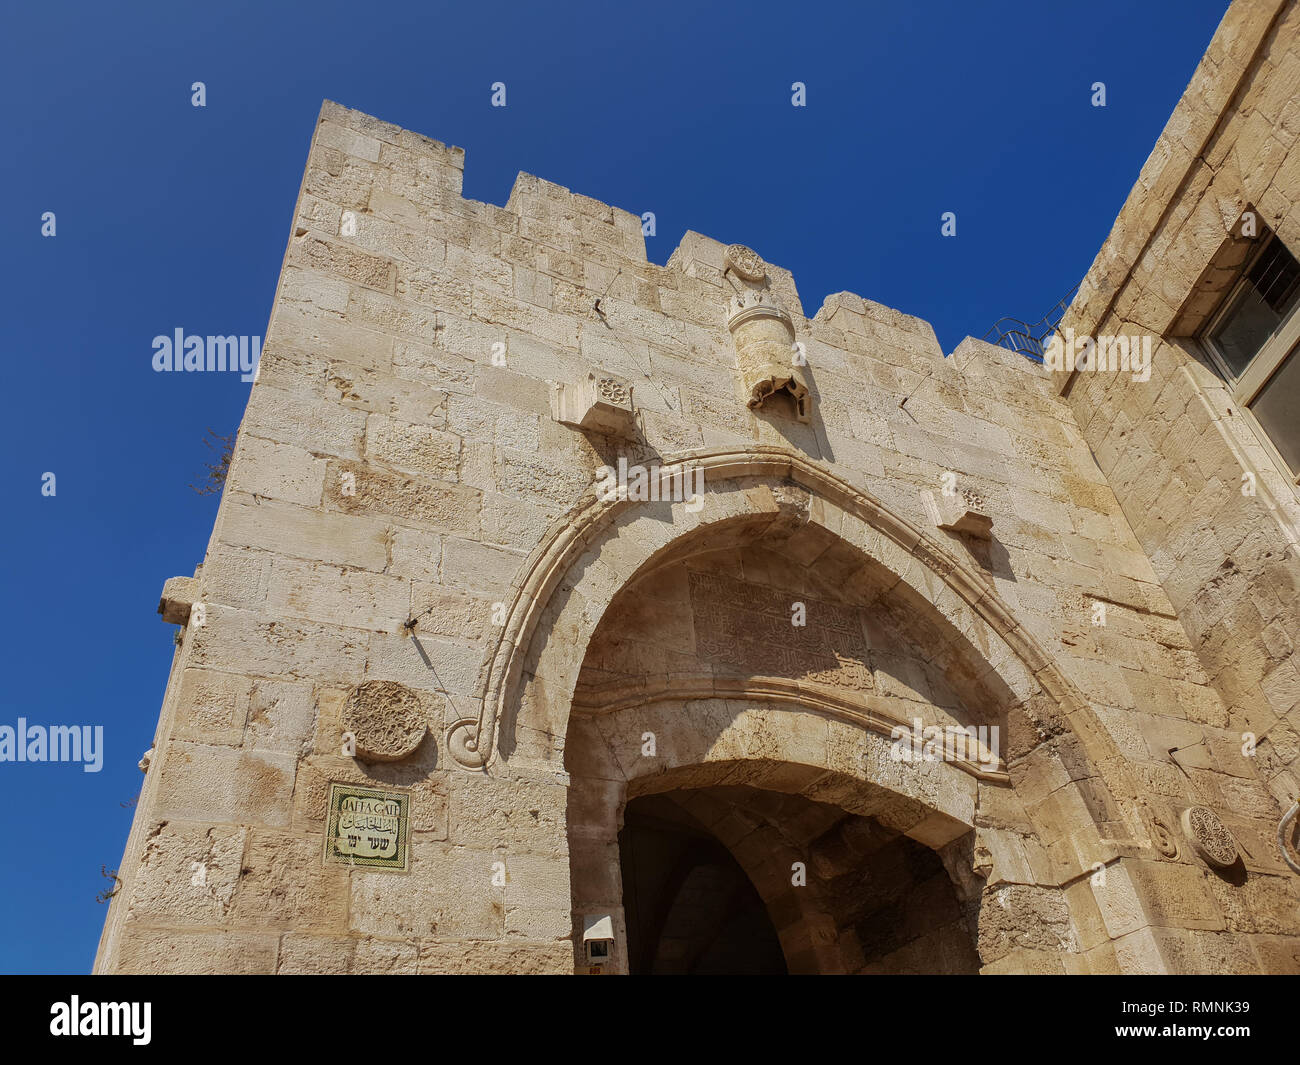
[{"x1": 1201, "y1": 233, "x2": 1300, "y2": 482}]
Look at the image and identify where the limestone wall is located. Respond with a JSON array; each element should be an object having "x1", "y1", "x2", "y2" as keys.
[
  {"x1": 96, "y1": 37, "x2": 1300, "y2": 972},
  {"x1": 1057, "y1": 0, "x2": 1300, "y2": 817}
]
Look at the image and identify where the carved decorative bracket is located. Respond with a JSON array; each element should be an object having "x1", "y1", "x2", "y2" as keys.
[
  {"x1": 552, "y1": 371, "x2": 637, "y2": 438},
  {"x1": 922, "y1": 489, "x2": 993, "y2": 540}
]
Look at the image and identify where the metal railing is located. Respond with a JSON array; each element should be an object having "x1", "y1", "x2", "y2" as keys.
[{"x1": 981, "y1": 281, "x2": 1081, "y2": 362}]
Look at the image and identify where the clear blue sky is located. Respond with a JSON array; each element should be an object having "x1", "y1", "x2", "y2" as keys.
[{"x1": 1, "y1": 0, "x2": 1229, "y2": 973}]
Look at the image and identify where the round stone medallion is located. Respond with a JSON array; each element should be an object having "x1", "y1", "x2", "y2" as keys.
[
  {"x1": 725, "y1": 243, "x2": 766, "y2": 283},
  {"x1": 342, "y1": 680, "x2": 429, "y2": 762},
  {"x1": 1180, "y1": 805, "x2": 1239, "y2": 868}
]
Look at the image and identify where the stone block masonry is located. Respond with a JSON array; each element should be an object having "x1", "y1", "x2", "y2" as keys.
[{"x1": 97, "y1": 0, "x2": 1300, "y2": 975}]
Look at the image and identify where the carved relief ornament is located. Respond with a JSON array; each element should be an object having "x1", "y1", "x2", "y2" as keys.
[{"x1": 1181, "y1": 805, "x2": 1239, "y2": 868}]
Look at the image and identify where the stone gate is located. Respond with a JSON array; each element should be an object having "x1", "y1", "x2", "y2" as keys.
[{"x1": 96, "y1": 0, "x2": 1300, "y2": 974}]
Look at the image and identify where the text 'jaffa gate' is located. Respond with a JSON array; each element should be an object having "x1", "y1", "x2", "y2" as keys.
[{"x1": 98, "y1": 0, "x2": 1300, "y2": 974}]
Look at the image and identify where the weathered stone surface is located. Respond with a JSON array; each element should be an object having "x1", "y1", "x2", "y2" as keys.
[
  {"x1": 99, "y1": 14, "x2": 1300, "y2": 974},
  {"x1": 154, "y1": 743, "x2": 296, "y2": 828},
  {"x1": 416, "y1": 939, "x2": 572, "y2": 975},
  {"x1": 227, "y1": 830, "x2": 351, "y2": 930},
  {"x1": 113, "y1": 929, "x2": 279, "y2": 975},
  {"x1": 350, "y1": 841, "x2": 502, "y2": 939},
  {"x1": 126, "y1": 821, "x2": 247, "y2": 926}
]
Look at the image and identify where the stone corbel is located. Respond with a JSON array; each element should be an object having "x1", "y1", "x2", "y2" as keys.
[
  {"x1": 158, "y1": 575, "x2": 200, "y2": 624},
  {"x1": 552, "y1": 371, "x2": 637, "y2": 439},
  {"x1": 922, "y1": 489, "x2": 993, "y2": 539}
]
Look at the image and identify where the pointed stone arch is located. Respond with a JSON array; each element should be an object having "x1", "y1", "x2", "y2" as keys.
[
  {"x1": 447, "y1": 445, "x2": 1135, "y2": 823},
  {"x1": 442, "y1": 446, "x2": 1169, "y2": 972}
]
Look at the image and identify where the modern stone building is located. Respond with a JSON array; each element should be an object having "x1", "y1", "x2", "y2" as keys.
[{"x1": 96, "y1": 0, "x2": 1300, "y2": 974}]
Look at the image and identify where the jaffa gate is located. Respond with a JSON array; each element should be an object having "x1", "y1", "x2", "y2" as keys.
[{"x1": 97, "y1": 0, "x2": 1300, "y2": 975}]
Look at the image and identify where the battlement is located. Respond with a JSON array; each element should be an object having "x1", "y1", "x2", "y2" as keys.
[
  {"x1": 96, "y1": 2, "x2": 1300, "y2": 978},
  {"x1": 300, "y1": 100, "x2": 1050, "y2": 414},
  {"x1": 270, "y1": 101, "x2": 1077, "y2": 546}
]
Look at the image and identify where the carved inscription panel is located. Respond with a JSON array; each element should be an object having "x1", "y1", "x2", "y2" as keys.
[{"x1": 688, "y1": 571, "x2": 873, "y2": 690}]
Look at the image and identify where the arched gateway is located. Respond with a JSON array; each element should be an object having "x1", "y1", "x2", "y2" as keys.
[
  {"x1": 98, "y1": 92, "x2": 1300, "y2": 975},
  {"x1": 461, "y1": 447, "x2": 1152, "y2": 974}
]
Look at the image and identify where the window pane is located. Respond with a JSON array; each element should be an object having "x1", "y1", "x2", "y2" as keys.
[
  {"x1": 1249, "y1": 343, "x2": 1300, "y2": 476},
  {"x1": 1249, "y1": 239, "x2": 1300, "y2": 316},
  {"x1": 1208, "y1": 238, "x2": 1300, "y2": 379},
  {"x1": 1212, "y1": 283, "x2": 1282, "y2": 377}
]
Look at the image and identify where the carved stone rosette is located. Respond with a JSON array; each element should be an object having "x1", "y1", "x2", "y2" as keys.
[
  {"x1": 1181, "y1": 805, "x2": 1239, "y2": 868},
  {"x1": 341, "y1": 680, "x2": 431, "y2": 762},
  {"x1": 726, "y1": 289, "x2": 811, "y2": 423},
  {"x1": 724, "y1": 243, "x2": 767, "y2": 283}
]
